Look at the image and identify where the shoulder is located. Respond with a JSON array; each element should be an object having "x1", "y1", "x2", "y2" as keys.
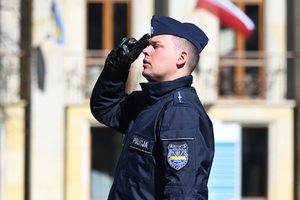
[
  {"x1": 172, "y1": 88, "x2": 200, "y2": 107},
  {"x1": 159, "y1": 88, "x2": 206, "y2": 129}
]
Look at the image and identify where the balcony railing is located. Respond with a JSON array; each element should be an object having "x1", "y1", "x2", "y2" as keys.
[{"x1": 218, "y1": 51, "x2": 294, "y2": 100}]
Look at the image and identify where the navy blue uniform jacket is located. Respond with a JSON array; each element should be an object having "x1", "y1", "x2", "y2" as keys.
[{"x1": 90, "y1": 58, "x2": 215, "y2": 200}]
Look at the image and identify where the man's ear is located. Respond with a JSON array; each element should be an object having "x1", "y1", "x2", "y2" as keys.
[{"x1": 176, "y1": 50, "x2": 188, "y2": 68}]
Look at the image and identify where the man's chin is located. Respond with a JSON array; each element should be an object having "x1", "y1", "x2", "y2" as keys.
[{"x1": 142, "y1": 72, "x2": 154, "y2": 82}]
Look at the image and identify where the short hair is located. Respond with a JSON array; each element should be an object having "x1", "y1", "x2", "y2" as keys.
[{"x1": 171, "y1": 36, "x2": 200, "y2": 73}]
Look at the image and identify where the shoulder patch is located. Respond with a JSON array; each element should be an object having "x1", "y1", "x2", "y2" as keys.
[
  {"x1": 173, "y1": 90, "x2": 187, "y2": 105},
  {"x1": 167, "y1": 143, "x2": 189, "y2": 170}
]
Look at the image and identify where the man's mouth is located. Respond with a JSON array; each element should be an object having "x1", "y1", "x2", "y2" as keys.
[{"x1": 143, "y1": 59, "x2": 150, "y2": 67}]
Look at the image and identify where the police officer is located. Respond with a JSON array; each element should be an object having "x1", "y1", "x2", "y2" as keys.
[{"x1": 90, "y1": 15, "x2": 215, "y2": 200}]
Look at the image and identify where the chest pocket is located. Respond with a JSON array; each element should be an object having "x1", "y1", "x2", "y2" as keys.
[{"x1": 123, "y1": 134, "x2": 155, "y2": 182}]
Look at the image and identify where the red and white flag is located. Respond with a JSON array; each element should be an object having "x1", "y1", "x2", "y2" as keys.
[{"x1": 196, "y1": 0, "x2": 255, "y2": 39}]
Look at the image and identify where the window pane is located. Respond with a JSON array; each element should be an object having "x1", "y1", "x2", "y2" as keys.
[
  {"x1": 154, "y1": 0, "x2": 168, "y2": 15},
  {"x1": 86, "y1": 64, "x2": 102, "y2": 96},
  {"x1": 242, "y1": 127, "x2": 267, "y2": 197},
  {"x1": 245, "y1": 5, "x2": 259, "y2": 51},
  {"x1": 244, "y1": 67, "x2": 259, "y2": 96},
  {"x1": 219, "y1": 66, "x2": 235, "y2": 96},
  {"x1": 113, "y1": 3, "x2": 128, "y2": 49},
  {"x1": 91, "y1": 127, "x2": 123, "y2": 199},
  {"x1": 220, "y1": 25, "x2": 236, "y2": 56},
  {"x1": 88, "y1": 3, "x2": 102, "y2": 49}
]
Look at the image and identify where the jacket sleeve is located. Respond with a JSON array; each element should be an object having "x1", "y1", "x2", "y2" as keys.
[
  {"x1": 90, "y1": 55, "x2": 134, "y2": 134},
  {"x1": 158, "y1": 105, "x2": 214, "y2": 200}
]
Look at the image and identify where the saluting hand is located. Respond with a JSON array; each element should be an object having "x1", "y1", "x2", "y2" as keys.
[{"x1": 112, "y1": 33, "x2": 150, "y2": 69}]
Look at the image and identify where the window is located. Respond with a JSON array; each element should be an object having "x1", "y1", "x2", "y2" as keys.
[
  {"x1": 86, "y1": 0, "x2": 131, "y2": 96},
  {"x1": 209, "y1": 123, "x2": 242, "y2": 200},
  {"x1": 90, "y1": 127, "x2": 123, "y2": 199},
  {"x1": 219, "y1": 0, "x2": 264, "y2": 99},
  {"x1": 242, "y1": 127, "x2": 268, "y2": 200},
  {"x1": 209, "y1": 124, "x2": 268, "y2": 200}
]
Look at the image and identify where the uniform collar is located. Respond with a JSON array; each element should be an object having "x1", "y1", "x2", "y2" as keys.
[{"x1": 140, "y1": 76, "x2": 193, "y2": 105}]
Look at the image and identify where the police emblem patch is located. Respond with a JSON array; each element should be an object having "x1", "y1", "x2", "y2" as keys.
[{"x1": 167, "y1": 143, "x2": 188, "y2": 170}]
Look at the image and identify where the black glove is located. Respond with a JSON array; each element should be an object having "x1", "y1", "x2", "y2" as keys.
[{"x1": 111, "y1": 33, "x2": 150, "y2": 69}]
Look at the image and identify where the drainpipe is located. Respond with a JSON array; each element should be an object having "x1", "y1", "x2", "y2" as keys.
[{"x1": 20, "y1": 0, "x2": 32, "y2": 200}]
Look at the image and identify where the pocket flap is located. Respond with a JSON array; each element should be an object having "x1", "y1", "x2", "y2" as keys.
[{"x1": 160, "y1": 129, "x2": 196, "y2": 141}]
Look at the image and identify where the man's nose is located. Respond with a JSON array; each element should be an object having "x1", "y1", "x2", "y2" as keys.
[{"x1": 142, "y1": 45, "x2": 150, "y2": 56}]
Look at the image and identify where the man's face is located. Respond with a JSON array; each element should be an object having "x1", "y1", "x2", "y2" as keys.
[{"x1": 142, "y1": 35, "x2": 179, "y2": 82}]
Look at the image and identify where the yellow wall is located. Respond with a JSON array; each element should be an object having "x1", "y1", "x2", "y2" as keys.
[
  {"x1": 65, "y1": 104, "x2": 100, "y2": 200},
  {"x1": 1, "y1": 102, "x2": 26, "y2": 200}
]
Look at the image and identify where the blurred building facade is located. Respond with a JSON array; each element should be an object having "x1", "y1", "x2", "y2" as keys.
[{"x1": 0, "y1": 0, "x2": 299, "y2": 200}]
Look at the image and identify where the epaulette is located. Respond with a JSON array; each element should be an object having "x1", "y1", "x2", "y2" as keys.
[{"x1": 173, "y1": 90, "x2": 187, "y2": 106}]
